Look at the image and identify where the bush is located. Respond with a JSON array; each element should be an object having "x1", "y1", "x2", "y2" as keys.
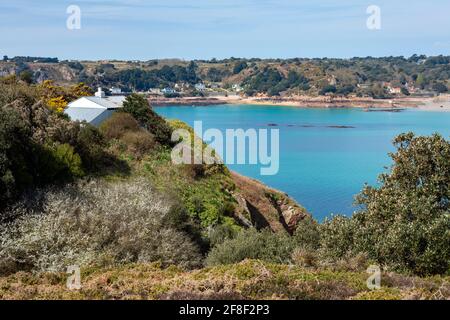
[
  {"x1": 74, "y1": 124, "x2": 107, "y2": 172},
  {"x1": 38, "y1": 143, "x2": 85, "y2": 181},
  {"x1": 0, "y1": 107, "x2": 33, "y2": 207},
  {"x1": 206, "y1": 228, "x2": 294, "y2": 266},
  {"x1": 0, "y1": 178, "x2": 203, "y2": 274},
  {"x1": 293, "y1": 216, "x2": 321, "y2": 250},
  {"x1": 291, "y1": 247, "x2": 318, "y2": 268},
  {"x1": 121, "y1": 130, "x2": 156, "y2": 159},
  {"x1": 319, "y1": 215, "x2": 356, "y2": 260},
  {"x1": 122, "y1": 94, "x2": 173, "y2": 146},
  {"x1": 320, "y1": 133, "x2": 450, "y2": 275},
  {"x1": 100, "y1": 112, "x2": 140, "y2": 140}
]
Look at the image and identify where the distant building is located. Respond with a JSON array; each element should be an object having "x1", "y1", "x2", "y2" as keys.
[
  {"x1": 209, "y1": 82, "x2": 221, "y2": 89},
  {"x1": 195, "y1": 83, "x2": 206, "y2": 91},
  {"x1": 357, "y1": 83, "x2": 371, "y2": 89},
  {"x1": 148, "y1": 88, "x2": 162, "y2": 95},
  {"x1": 405, "y1": 82, "x2": 418, "y2": 94},
  {"x1": 387, "y1": 86, "x2": 402, "y2": 95},
  {"x1": 232, "y1": 84, "x2": 243, "y2": 92},
  {"x1": 65, "y1": 88, "x2": 125, "y2": 126},
  {"x1": 161, "y1": 87, "x2": 176, "y2": 95},
  {"x1": 110, "y1": 87, "x2": 122, "y2": 95}
]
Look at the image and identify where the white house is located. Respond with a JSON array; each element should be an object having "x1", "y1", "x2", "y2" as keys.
[
  {"x1": 110, "y1": 87, "x2": 122, "y2": 95},
  {"x1": 195, "y1": 83, "x2": 206, "y2": 91},
  {"x1": 161, "y1": 87, "x2": 176, "y2": 95},
  {"x1": 65, "y1": 88, "x2": 125, "y2": 126}
]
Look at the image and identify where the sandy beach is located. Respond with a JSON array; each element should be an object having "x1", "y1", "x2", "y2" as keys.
[{"x1": 149, "y1": 94, "x2": 450, "y2": 112}]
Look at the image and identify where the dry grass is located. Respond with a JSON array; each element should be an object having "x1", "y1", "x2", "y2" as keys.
[{"x1": 0, "y1": 260, "x2": 448, "y2": 300}]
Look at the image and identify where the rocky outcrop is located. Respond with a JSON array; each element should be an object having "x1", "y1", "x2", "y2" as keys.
[{"x1": 230, "y1": 172, "x2": 309, "y2": 234}]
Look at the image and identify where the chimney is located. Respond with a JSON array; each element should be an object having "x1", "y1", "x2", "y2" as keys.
[{"x1": 95, "y1": 87, "x2": 105, "y2": 98}]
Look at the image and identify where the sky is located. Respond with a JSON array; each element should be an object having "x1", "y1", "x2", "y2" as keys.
[{"x1": 1, "y1": 0, "x2": 449, "y2": 60}]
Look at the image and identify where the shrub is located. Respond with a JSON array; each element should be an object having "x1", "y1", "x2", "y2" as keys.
[
  {"x1": 100, "y1": 112, "x2": 140, "y2": 140},
  {"x1": 320, "y1": 133, "x2": 450, "y2": 275},
  {"x1": 206, "y1": 228, "x2": 294, "y2": 266},
  {"x1": 121, "y1": 130, "x2": 156, "y2": 159},
  {"x1": 319, "y1": 215, "x2": 356, "y2": 260},
  {"x1": 0, "y1": 107, "x2": 33, "y2": 207},
  {"x1": 293, "y1": 216, "x2": 321, "y2": 250},
  {"x1": 291, "y1": 247, "x2": 318, "y2": 268},
  {"x1": 49, "y1": 143, "x2": 85, "y2": 177},
  {"x1": 0, "y1": 178, "x2": 203, "y2": 274},
  {"x1": 74, "y1": 124, "x2": 107, "y2": 172},
  {"x1": 208, "y1": 224, "x2": 238, "y2": 248},
  {"x1": 122, "y1": 94, "x2": 173, "y2": 146}
]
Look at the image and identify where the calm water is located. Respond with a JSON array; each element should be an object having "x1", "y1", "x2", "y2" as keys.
[{"x1": 156, "y1": 105, "x2": 450, "y2": 221}]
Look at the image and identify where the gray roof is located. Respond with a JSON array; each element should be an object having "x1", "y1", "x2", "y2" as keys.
[
  {"x1": 82, "y1": 96, "x2": 125, "y2": 109},
  {"x1": 65, "y1": 95, "x2": 126, "y2": 125}
]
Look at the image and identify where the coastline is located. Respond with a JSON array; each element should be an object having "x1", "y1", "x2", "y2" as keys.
[{"x1": 149, "y1": 94, "x2": 450, "y2": 112}]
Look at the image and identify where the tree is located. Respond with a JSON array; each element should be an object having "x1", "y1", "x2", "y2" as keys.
[
  {"x1": 432, "y1": 82, "x2": 448, "y2": 94},
  {"x1": 121, "y1": 94, "x2": 173, "y2": 145},
  {"x1": 19, "y1": 71, "x2": 33, "y2": 84},
  {"x1": 400, "y1": 87, "x2": 410, "y2": 96},
  {"x1": 0, "y1": 107, "x2": 33, "y2": 208},
  {"x1": 415, "y1": 73, "x2": 426, "y2": 89},
  {"x1": 319, "y1": 85, "x2": 337, "y2": 95},
  {"x1": 233, "y1": 61, "x2": 248, "y2": 74},
  {"x1": 350, "y1": 133, "x2": 450, "y2": 275}
]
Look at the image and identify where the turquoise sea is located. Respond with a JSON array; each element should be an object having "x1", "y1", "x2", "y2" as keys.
[{"x1": 155, "y1": 105, "x2": 450, "y2": 221}]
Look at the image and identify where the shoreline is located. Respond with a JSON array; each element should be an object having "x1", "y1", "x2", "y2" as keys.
[{"x1": 149, "y1": 94, "x2": 450, "y2": 112}]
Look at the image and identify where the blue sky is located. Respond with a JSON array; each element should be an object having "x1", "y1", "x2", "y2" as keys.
[{"x1": 1, "y1": 0, "x2": 449, "y2": 60}]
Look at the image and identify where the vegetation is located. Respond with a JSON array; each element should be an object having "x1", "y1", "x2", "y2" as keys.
[
  {"x1": 0, "y1": 260, "x2": 448, "y2": 300},
  {"x1": 121, "y1": 93, "x2": 173, "y2": 145},
  {"x1": 326, "y1": 133, "x2": 450, "y2": 276},
  {"x1": 0, "y1": 78, "x2": 111, "y2": 209},
  {"x1": 204, "y1": 134, "x2": 450, "y2": 276},
  {"x1": 0, "y1": 77, "x2": 448, "y2": 300},
  {"x1": 0, "y1": 179, "x2": 203, "y2": 274},
  {"x1": 2, "y1": 55, "x2": 450, "y2": 97}
]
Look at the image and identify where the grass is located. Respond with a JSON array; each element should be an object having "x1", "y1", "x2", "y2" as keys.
[{"x1": 0, "y1": 260, "x2": 448, "y2": 300}]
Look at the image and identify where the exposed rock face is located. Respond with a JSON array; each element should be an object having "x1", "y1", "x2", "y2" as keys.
[{"x1": 230, "y1": 172, "x2": 309, "y2": 234}]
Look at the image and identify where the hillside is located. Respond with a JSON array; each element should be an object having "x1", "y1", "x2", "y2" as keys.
[
  {"x1": 1, "y1": 260, "x2": 449, "y2": 300},
  {"x1": 1, "y1": 55, "x2": 449, "y2": 98},
  {"x1": 0, "y1": 78, "x2": 449, "y2": 300}
]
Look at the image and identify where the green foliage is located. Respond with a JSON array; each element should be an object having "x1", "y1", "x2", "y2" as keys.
[
  {"x1": 122, "y1": 94, "x2": 173, "y2": 146},
  {"x1": 120, "y1": 130, "x2": 156, "y2": 159},
  {"x1": 233, "y1": 61, "x2": 248, "y2": 74},
  {"x1": 206, "y1": 228, "x2": 295, "y2": 266},
  {"x1": 100, "y1": 112, "x2": 140, "y2": 140},
  {"x1": 19, "y1": 71, "x2": 33, "y2": 84},
  {"x1": 319, "y1": 85, "x2": 337, "y2": 95},
  {"x1": 400, "y1": 87, "x2": 410, "y2": 96},
  {"x1": 319, "y1": 215, "x2": 357, "y2": 260},
  {"x1": 292, "y1": 216, "x2": 321, "y2": 250},
  {"x1": 0, "y1": 107, "x2": 33, "y2": 207},
  {"x1": 432, "y1": 82, "x2": 448, "y2": 94},
  {"x1": 44, "y1": 143, "x2": 84, "y2": 179},
  {"x1": 0, "y1": 81, "x2": 125, "y2": 209},
  {"x1": 244, "y1": 68, "x2": 309, "y2": 96},
  {"x1": 321, "y1": 133, "x2": 450, "y2": 275}
]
